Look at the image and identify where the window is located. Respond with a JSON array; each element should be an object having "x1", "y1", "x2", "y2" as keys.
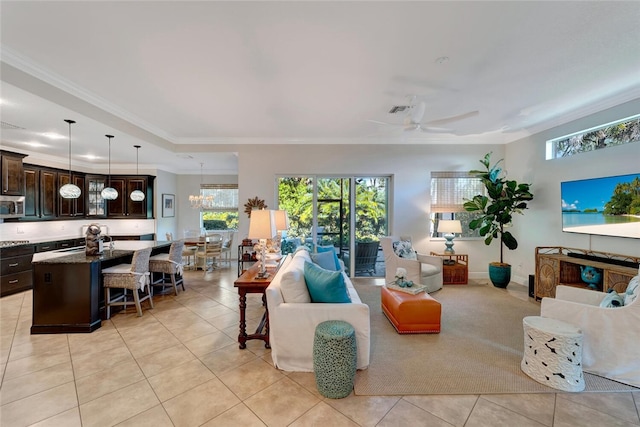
[
  {"x1": 547, "y1": 114, "x2": 640, "y2": 159},
  {"x1": 430, "y1": 171, "x2": 484, "y2": 238},
  {"x1": 200, "y1": 184, "x2": 239, "y2": 230}
]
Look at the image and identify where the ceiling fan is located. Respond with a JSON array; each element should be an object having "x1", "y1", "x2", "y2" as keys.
[{"x1": 368, "y1": 95, "x2": 479, "y2": 133}]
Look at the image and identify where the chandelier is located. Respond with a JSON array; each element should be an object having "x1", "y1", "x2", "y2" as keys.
[{"x1": 189, "y1": 163, "x2": 214, "y2": 209}]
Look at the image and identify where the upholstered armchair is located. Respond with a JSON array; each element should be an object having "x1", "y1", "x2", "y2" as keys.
[
  {"x1": 380, "y1": 236, "x2": 443, "y2": 293},
  {"x1": 540, "y1": 273, "x2": 640, "y2": 387}
]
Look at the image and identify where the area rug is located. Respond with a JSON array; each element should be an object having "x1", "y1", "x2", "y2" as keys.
[{"x1": 353, "y1": 282, "x2": 638, "y2": 395}]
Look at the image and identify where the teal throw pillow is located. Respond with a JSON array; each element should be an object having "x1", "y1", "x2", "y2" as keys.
[
  {"x1": 304, "y1": 261, "x2": 351, "y2": 303},
  {"x1": 316, "y1": 245, "x2": 341, "y2": 270},
  {"x1": 311, "y1": 250, "x2": 339, "y2": 271}
]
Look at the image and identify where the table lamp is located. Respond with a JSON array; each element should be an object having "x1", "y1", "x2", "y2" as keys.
[
  {"x1": 437, "y1": 220, "x2": 462, "y2": 256},
  {"x1": 248, "y1": 209, "x2": 277, "y2": 278},
  {"x1": 274, "y1": 210, "x2": 290, "y2": 252}
]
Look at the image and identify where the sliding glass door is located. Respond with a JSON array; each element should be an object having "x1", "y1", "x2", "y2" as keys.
[{"x1": 277, "y1": 175, "x2": 389, "y2": 277}]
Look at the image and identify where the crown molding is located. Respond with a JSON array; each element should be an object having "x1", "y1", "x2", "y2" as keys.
[{"x1": 1, "y1": 46, "x2": 177, "y2": 144}]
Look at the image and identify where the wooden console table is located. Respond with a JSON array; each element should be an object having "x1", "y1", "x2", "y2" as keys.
[
  {"x1": 430, "y1": 252, "x2": 468, "y2": 285},
  {"x1": 233, "y1": 262, "x2": 280, "y2": 349},
  {"x1": 535, "y1": 246, "x2": 639, "y2": 300}
]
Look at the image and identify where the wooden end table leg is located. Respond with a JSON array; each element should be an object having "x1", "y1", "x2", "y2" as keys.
[{"x1": 238, "y1": 290, "x2": 248, "y2": 349}]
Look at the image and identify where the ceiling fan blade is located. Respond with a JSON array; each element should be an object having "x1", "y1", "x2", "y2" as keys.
[
  {"x1": 425, "y1": 110, "x2": 479, "y2": 126},
  {"x1": 406, "y1": 100, "x2": 426, "y2": 125},
  {"x1": 402, "y1": 124, "x2": 454, "y2": 133},
  {"x1": 366, "y1": 119, "x2": 396, "y2": 126}
]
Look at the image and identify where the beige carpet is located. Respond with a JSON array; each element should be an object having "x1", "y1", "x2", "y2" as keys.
[{"x1": 353, "y1": 282, "x2": 638, "y2": 395}]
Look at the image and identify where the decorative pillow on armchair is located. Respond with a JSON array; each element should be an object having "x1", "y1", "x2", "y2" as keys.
[
  {"x1": 599, "y1": 291, "x2": 625, "y2": 308},
  {"x1": 624, "y1": 276, "x2": 639, "y2": 306},
  {"x1": 393, "y1": 240, "x2": 417, "y2": 260}
]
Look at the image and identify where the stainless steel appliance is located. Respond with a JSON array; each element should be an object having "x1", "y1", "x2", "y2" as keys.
[
  {"x1": 0, "y1": 240, "x2": 30, "y2": 247},
  {"x1": 0, "y1": 195, "x2": 26, "y2": 218}
]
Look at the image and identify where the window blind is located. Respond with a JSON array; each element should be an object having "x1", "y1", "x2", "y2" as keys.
[
  {"x1": 200, "y1": 184, "x2": 238, "y2": 211},
  {"x1": 430, "y1": 171, "x2": 484, "y2": 213}
]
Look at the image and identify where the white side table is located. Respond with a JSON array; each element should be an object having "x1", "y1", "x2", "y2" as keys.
[{"x1": 521, "y1": 316, "x2": 585, "y2": 392}]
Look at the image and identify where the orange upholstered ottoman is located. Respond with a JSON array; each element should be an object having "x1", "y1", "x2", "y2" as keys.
[{"x1": 381, "y1": 286, "x2": 441, "y2": 334}]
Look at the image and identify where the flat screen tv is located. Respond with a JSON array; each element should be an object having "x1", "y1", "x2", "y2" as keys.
[{"x1": 561, "y1": 173, "x2": 640, "y2": 239}]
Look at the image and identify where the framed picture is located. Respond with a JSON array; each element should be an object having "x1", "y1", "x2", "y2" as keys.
[{"x1": 162, "y1": 194, "x2": 175, "y2": 217}]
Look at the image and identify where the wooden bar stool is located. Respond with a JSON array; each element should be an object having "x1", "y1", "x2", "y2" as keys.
[{"x1": 149, "y1": 240, "x2": 186, "y2": 296}]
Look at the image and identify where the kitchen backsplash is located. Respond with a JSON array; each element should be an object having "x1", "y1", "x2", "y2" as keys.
[{"x1": 0, "y1": 219, "x2": 156, "y2": 243}]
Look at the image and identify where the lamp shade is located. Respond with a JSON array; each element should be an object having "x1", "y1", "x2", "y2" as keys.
[
  {"x1": 248, "y1": 209, "x2": 277, "y2": 240},
  {"x1": 274, "y1": 210, "x2": 290, "y2": 231},
  {"x1": 437, "y1": 220, "x2": 462, "y2": 234}
]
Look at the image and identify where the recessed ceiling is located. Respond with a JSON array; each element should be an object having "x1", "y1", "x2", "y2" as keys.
[{"x1": 1, "y1": 1, "x2": 639, "y2": 173}]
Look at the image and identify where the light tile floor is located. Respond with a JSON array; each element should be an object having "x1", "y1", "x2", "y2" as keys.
[{"x1": 1, "y1": 267, "x2": 639, "y2": 426}]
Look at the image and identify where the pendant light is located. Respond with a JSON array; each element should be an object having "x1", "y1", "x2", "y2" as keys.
[
  {"x1": 59, "y1": 119, "x2": 82, "y2": 199},
  {"x1": 100, "y1": 134, "x2": 118, "y2": 200},
  {"x1": 129, "y1": 145, "x2": 145, "y2": 201}
]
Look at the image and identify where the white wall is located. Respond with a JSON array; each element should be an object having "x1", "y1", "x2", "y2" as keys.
[
  {"x1": 235, "y1": 143, "x2": 505, "y2": 279},
  {"x1": 505, "y1": 98, "x2": 640, "y2": 284},
  {"x1": 154, "y1": 169, "x2": 178, "y2": 240}
]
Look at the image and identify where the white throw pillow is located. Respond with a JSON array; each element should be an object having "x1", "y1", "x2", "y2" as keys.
[
  {"x1": 310, "y1": 250, "x2": 339, "y2": 271},
  {"x1": 393, "y1": 240, "x2": 417, "y2": 260},
  {"x1": 279, "y1": 268, "x2": 311, "y2": 303},
  {"x1": 624, "y1": 276, "x2": 639, "y2": 306},
  {"x1": 599, "y1": 292, "x2": 625, "y2": 308}
]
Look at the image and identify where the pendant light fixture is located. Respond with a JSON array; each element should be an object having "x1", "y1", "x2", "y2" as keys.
[
  {"x1": 100, "y1": 134, "x2": 118, "y2": 200},
  {"x1": 189, "y1": 163, "x2": 214, "y2": 209},
  {"x1": 59, "y1": 119, "x2": 82, "y2": 199},
  {"x1": 129, "y1": 145, "x2": 145, "y2": 201}
]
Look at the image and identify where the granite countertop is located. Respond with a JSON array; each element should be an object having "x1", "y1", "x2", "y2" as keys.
[{"x1": 32, "y1": 240, "x2": 171, "y2": 264}]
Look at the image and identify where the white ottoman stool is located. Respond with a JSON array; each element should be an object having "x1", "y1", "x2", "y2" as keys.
[{"x1": 521, "y1": 316, "x2": 585, "y2": 392}]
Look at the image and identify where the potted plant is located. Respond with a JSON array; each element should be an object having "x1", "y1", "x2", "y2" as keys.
[{"x1": 463, "y1": 152, "x2": 534, "y2": 288}]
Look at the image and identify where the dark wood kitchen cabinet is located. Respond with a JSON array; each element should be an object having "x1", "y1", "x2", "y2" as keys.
[
  {"x1": 24, "y1": 165, "x2": 58, "y2": 219},
  {"x1": 106, "y1": 175, "x2": 154, "y2": 218},
  {"x1": 0, "y1": 244, "x2": 35, "y2": 297},
  {"x1": 58, "y1": 173, "x2": 86, "y2": 217},
  {"x1": 86, "y1": 175, "x2": 107, "y2": 217},
  {"x1": 1, "y1": 150, "x2": 27, "y2": 195}
]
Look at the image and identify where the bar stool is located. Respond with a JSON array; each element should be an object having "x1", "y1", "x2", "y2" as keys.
[
  {"x1": 149, "y1": 240, "x2": 186, "y2": 296},
  {"x1": 103, "y1": 247, "x2": 153, "y2": 318}
]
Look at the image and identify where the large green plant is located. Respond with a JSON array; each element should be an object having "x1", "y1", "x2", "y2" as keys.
[{"x1": 463, "y1": 153, "x2": 534, "y2": 264}]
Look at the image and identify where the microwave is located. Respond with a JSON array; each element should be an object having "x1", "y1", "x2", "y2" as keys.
[{"x1": 0, "y1": 195, "x2": 26, "y2": 218}]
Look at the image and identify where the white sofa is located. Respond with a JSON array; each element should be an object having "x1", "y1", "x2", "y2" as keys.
[
  {"x1": 540, "y1": 271, "x2": 640, "y2": 387},
  {"x1": 265, "y1": 249, "x2": 371, "y2": 372}
]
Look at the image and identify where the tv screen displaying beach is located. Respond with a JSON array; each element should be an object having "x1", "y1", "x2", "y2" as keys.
[{"x1": 561, "y1": 173, "x2": 640, "y2": 239}]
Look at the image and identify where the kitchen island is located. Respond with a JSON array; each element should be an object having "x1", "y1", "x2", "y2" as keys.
[{"x1": 31, "y1": 240, "x2": 171, "y2": 334}]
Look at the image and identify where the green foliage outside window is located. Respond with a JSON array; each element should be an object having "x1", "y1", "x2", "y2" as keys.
[
  {"x1": 277, "y1": 177, "x2": 388, "y2": 246},
  {"x1": 202, "y1": 211, "x2": 238, "y2": 230},
  {"x1": 551, "y1": 116, "x2": 639, "y2": 158}
]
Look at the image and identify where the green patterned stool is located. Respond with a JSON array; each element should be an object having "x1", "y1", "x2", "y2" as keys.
[{"x1": 313, "y1": 320, "x2": 357, "y2": 399}]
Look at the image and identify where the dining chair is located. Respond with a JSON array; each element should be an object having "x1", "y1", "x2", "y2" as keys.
[
  {"x1": 167, "y1": 231, "x2": 198, "y2": 268},
  {"x1": 149, "y1": 240, "x2": 186, "y2": 296},
  {"x1": 220, "y1": 233, "x2": 234, "y2": 266},
  {"x1": 102, "y1": 247, "x2": 153, "y2": 318},
  {"x1": 196, "y1": 238, "x2": 223, "y2": 273}
]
